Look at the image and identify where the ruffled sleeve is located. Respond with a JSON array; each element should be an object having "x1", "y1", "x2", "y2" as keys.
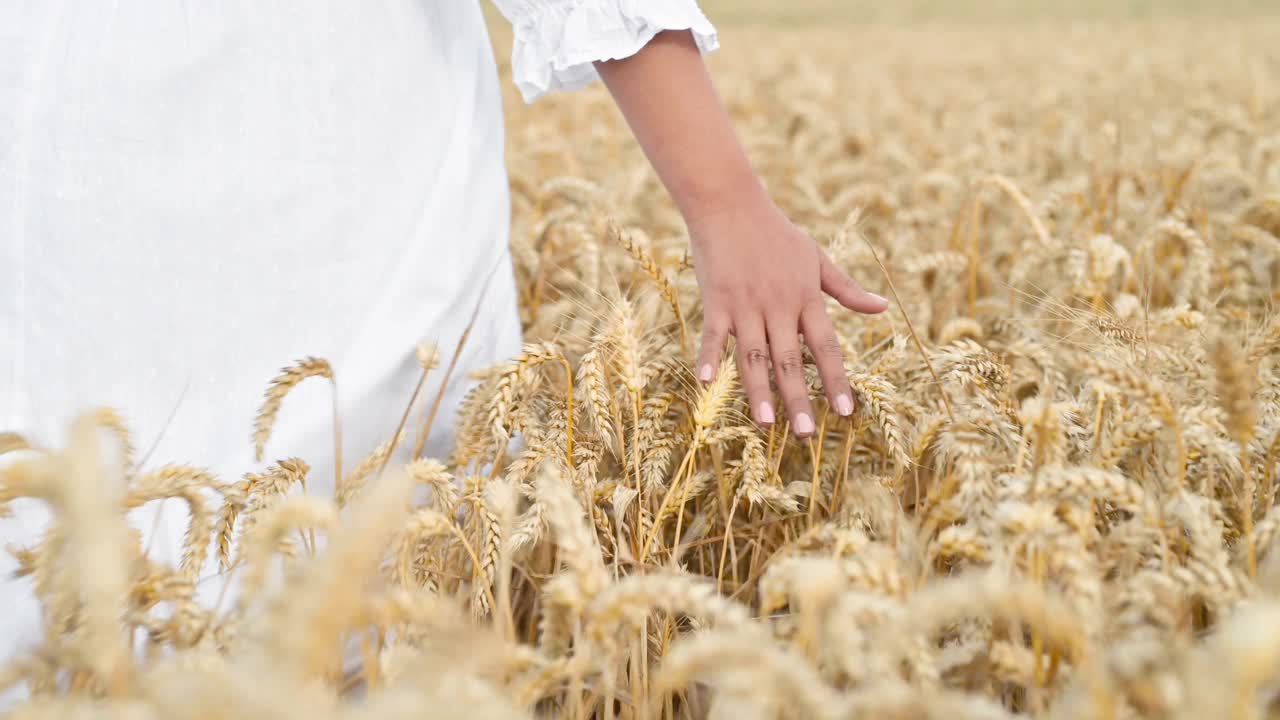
[{"x1": 491, "y1": 0, "x2": 719, "y2": 103}]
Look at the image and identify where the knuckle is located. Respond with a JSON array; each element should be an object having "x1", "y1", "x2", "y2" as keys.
[
  {"x1": 817, "y1": 334, "x2": 843, "y2": 360},
  {"x1": 742, "y1": 288, "x2": 767, "y2": 307},
  {"x1": 776, "y1": 349, "x2": 805, "y2": 377},
  {"x1": 754, "y1": 284, "x2": 788, "y2": 306},
  {"x1": 742, "y1": 347, "x2": 770, "y2": 368}
]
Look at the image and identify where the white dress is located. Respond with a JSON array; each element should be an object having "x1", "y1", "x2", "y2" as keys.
[{"x1": 0, "y1": 0, "x2": 716, "y2": 695}]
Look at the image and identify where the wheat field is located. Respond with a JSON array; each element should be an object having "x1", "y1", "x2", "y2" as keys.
[{"x1": 4, "y1": 6, "x2": 1280, "y2": 720}]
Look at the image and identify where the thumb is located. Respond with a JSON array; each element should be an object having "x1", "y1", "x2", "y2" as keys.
[{"x1": 820, "y1": 252, "x2": 890, "y2": 314}]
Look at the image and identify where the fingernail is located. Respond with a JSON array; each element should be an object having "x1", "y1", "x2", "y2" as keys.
[
  {"x1": 795, "y1": 412, "x2": 815, "y2": 435},
  {"x1": 835, "y1": 393, "x2": 854, "y2": 416},
  {"x1": 869, "y1": 293, "x2": 889, "y2": 307},
  {"x1": 698, "y1": 363, "x2": 713, "y2": 383},
  {"x1": 757, "y1": 401, "x2": 775, "y2": 425}
]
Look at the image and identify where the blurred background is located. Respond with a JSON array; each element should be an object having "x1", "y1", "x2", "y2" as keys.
[
  {"x1": 487, "y1": 0, "x2": 1279, "y2": 28},
  {"x1": 696, "y1": 0, "x2": 1277, "y2": 23}
]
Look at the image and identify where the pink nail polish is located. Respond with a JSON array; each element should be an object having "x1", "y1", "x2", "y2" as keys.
[
  {"x1": 699, "y1": 363, "x2": 713, "y2": 383},
  {"x1": 795, "y1": 412, "x2": 815, "y2": 435},
  {"x1": 836, "y1": 393, "x2": 854, "y2": 416},
  {"x1": 758, "y1": 401, "x2": 775, "y2": 425}
]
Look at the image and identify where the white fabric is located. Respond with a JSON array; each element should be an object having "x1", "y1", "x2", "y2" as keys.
[
  {"x1": 493, "y1": 0, "x2": 719, "y2": 103},
  {"x1": 0, "y1": 0, "x2": 716, "y2": 702}
]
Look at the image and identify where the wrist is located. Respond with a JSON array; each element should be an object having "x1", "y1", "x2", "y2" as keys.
[{"x1": 678, "y1": 170, "x2": 772, "y2": 236}]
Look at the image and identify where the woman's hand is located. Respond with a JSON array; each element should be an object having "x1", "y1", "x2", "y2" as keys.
[
  {"x1": 596, "y1": 29, "x2": 887, "y2": 436},
  {"x1": 687, "y1": 191, "x2": 887, "y2": 435}
]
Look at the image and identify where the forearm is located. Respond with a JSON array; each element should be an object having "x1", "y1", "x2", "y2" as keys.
[
  {"x1": 594, "y1": 26, "x2": 886, "y2": 435},
  {"x1": 594, "y1": 30, "x2": 765, "y2": 225}
]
